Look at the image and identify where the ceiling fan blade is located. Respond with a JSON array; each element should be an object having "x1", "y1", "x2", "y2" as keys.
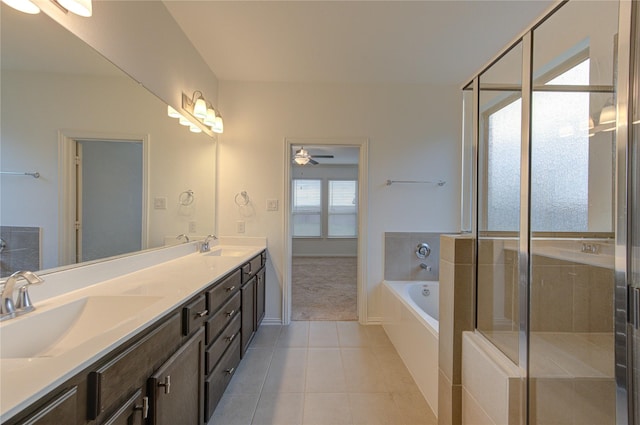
[
  {"x1": 309, "y1": 158, "x2": 319, "y2": 165},
  {"x1": 311, "y1": 155, "x2": 334, "y2": 158}
]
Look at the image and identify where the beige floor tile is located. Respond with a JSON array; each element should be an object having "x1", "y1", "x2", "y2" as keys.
[
  {"x1": 303, "y1": 393, "x2": 353, "y2": 425},
  {"x1": 373, "y1": 347, "x2": 421, "y2": 393},
  {"x1": 263, "y1": 348, "x2": 308, "y2": 393},
  {"x1": 392, "y1": 391, "x2": 438, "y2": 425},
  {"x1": 277, "y1": 321, "x2": 310, "y2": 347},
  {"x1": 306, "y1": 348, "x2": 347, "y2": 392},
  {"x1": 251, "y1": 325, "x2": 283, "y2": 349},
  {"x1": 365, "y1": 325, "x2": 392, "y2": 347},
  {"x1": 252, "y1": 392, "x2": 305, "y2": 425},
  {"x1": 208, "y1": 393, "x2": 260, "y2": 425},
  {"x1": 341, "y1": 348, "x2": 387, "y2": 392},
  {"x1": 309, "y1": 322, "x2": 339, "y2": 347},
  {"x1": 337, "y1": 321, "x2": 369, "y2": 347},
  {"x1": 348, "y1": 393, "x2": 403, "y2": 425},
  {"x1": 226, "y1": 348, "x2": 274, "y2": 394}
]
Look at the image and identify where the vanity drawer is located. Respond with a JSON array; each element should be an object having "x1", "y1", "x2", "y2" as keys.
[
  {"x1": 207, "y1": 270, "x2": 241, "y2": 310},
  {"x1": 205, "y1": 291, "x2": 241, "y2": 345},
  {"x1": 241, "y1": 255, "x2": 262, "y2": 283},
  {"x1": 87, "y1": 313, "x2": 181, "y2": 421},
  {"x1": 205, "y1": 313, "x2": 241, "y2": 375},
  {"x1": 182, "y1": 295, "x2": 208, "y2": 336},
  {"x1": 204, "y1": 337, "x2": 241, "y2": 420}
]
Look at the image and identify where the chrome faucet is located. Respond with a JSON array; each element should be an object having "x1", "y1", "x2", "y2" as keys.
[
  {"x1": 176, "y1": 234, "x2": 190, "y2": 243},
  {"x1": 0, "y1": 270, "x2": 44, "y2": 321},
  {"x1": 200, "y1": 234, "x2": 218, "y2": 252}
]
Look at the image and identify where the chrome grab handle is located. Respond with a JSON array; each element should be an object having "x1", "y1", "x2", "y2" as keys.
[
  {"x1": 196, "y1": 309, "x2": 208, "y2": 318},
  {"x1": 226, "y1": 286, "x2": 236, "y2": 292},
  {"x1": 226, "y1": 309, "x2": 235, "y2": 317},
  {"x1": 135, "y1": 396, "x2": 149, "y2": 419},
  {"x1": 158, "y1": 375, "x2": 171, "y2": 394},
  {"x1": 225, "y1": 367, "x2": 235, "y2": 375}
]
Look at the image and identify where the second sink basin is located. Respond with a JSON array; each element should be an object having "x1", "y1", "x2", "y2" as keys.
[
  {"x1": 205, "y1": 247, "x2": 251, "y2": 257},
  {"x1": 0, "y1": 295, "x2": 161, "y2": 359}
]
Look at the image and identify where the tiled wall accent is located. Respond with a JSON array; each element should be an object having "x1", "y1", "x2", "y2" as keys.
[
  {"x1": 384, "y1": 232, "x2": 442, "y2": 281},
  {"x1": 438, "y1": 234, "x2": 474, "y2": 425},
  {"x1": 0, "y1": 226, "x2": 41, "y2": 278},
  {"x1": 461, "y1": 332, "x2": 522, "y2": 425}
]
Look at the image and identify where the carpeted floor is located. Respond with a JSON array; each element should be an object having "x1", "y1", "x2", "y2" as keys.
[{"x1": 292, "y1": 256, "x2": 357, "y2": 321}]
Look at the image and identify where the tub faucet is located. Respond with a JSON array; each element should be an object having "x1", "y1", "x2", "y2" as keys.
[
  {"x1": 0, "y1": 270, "x2": 44, "y2": 321},
  {"x1": 200, "y1": 234, "x2": 218, "y2": 252},
  {"x1": 420, "y1": 263, "x2": 432, "y2": 272}
]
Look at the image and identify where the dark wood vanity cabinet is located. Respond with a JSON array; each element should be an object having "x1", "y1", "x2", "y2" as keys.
[
  {"x1": 147, "y1": 328, "x2": 204, "y2": 425},
  {"x1": 17, "y1": 387, "x2": 78, "y2": 425},
  {"x1": 7, "y1": 249, "x2": 266, "y2": 425}
]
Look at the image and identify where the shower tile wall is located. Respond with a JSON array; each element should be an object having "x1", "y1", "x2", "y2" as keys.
[
  {"x1": 0, "y1": 226, "x2": 41, "y2": 278},
  {"x1": 384, "y1": 232, "x2": 441, "y2": 281}
]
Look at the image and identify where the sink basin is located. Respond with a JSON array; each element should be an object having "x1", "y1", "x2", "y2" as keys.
[
  {"x1": 205, "y1": 248, "x2": 251, "y2": 257},
  {"x1": 0, "y1": 295, "x2": 161, "y2": 359}
]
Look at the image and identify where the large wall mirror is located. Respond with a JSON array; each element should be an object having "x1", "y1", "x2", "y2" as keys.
[{"x1": 1, "y1": 4, "x2": 217, "y2": 277}]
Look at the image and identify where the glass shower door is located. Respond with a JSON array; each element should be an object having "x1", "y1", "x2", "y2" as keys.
[{"x1": 528, "y1": 2, "x2": 619, "y2": 424}]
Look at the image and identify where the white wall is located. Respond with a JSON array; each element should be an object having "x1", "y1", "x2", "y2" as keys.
[
  {"x1": 217, "y1": 81, "x2": 462, "y2": 322},
  {"x1": 1, "y1": 71, "x2": 216, "y2": 269}
]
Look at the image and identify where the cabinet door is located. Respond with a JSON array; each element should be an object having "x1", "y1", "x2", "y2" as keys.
[
  {"x1": 255, "y1": 267, "x2": 265, "y2": 328},
  {"x1": 19, "y1": 387, "x2": 77, "y2": 425},
  {"x1": 240, "y1": 277, "x2": 256, "y2": 356},
  {"x1": 101, "y1": 389, "x2": 146, "y2": 425},
  {"x1": 147, "y1": 328, "x2": 204, "y2": 425}
]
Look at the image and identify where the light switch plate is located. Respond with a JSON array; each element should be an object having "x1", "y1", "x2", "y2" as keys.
[
  {"x1": 153, "y1": 197, "x2": 167, "y2": 210},
  {"x1": 266, "y1": 199, "x2": 279, "y2": 211},
  {"x1": 236, "y1": 220, "x2": 245, "y2": 233},
  {"x1": 189, "y1": 221, "x2": 197, "y2": 233}
]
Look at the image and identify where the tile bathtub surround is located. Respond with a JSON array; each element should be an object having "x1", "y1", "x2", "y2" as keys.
[
  {"x1": 384, "y1": 232, "x2": 442, "y2": 281},
  {"x1": 209, "y1": 321, "x2": 437, "y2": 425},
  {"x1": 0, "y1": 226, "x2": 41, "y2": 278}
]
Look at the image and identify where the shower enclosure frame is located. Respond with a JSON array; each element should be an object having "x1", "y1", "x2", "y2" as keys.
[{"x1": 461, "y1": 0, "x2": 637, "y2": 423}]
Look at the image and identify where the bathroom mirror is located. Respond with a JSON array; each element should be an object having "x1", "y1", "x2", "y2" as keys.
[{"x1": 0, "y1": 5, "x2": 217, "y2": 277}]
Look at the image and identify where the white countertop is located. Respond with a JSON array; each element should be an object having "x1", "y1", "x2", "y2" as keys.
[{"x1": 0, "y1": 238, "x2": 266, "y2": 422}]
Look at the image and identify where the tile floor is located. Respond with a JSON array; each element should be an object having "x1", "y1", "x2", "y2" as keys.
[{"x1": 208, "y1": 321, "x2": 437, "y2": 425}]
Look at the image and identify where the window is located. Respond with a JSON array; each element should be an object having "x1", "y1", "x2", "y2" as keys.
[
  {"x1": 484, "y1": 58, "x2": 593, "y2": 232},
  {"x1": 328, "y1": 180, "x2": 358, "y2": 237},
  {"x1": 292, "y1": 179, "x2": 321, "y2": 237},
  {"x1": 292, "y1": 178, "x2": 358, "y2": 238}
]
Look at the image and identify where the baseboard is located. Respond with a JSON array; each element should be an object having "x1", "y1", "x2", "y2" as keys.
[
  {"x1": 261, "y1": 317, "x2": 283, "y2": 325},
  {"x1": 365, "y1": 316, "x2": 383, "y2": 325}
]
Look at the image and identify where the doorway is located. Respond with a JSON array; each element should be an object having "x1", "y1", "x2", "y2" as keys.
[
  {"x1": 59, "y1": 131, "x2": 148, "y2": 266},
  {"x1": 283, "y1": 138, "x2": 369, "y2": 325}
]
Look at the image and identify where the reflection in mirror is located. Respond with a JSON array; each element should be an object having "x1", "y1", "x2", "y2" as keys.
[{"x1": 1, "y1": 5, "x2": 217, "y2": 277}]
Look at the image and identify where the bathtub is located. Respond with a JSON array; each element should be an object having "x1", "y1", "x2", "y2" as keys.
[{"x1": 382, "y1": 280, "x2": 439, "y2": 417}]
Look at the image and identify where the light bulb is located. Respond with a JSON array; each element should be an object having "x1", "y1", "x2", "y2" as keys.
[
  {"x1": 167, "y1": 105, "x2": 181, "y2": 118},
  {"x1": 2, "y1": 0, "x2": 40, "y2": 14},
  {"x1": 213, "y1": 116, "x2": 224, "y2": 134},
  {"x1": 179, "y1": 115, "x2": 191, "y2": 126},
  {"x1": 189, "y1": 124, "x2": 203, "y2": 133},
  {"x1": 204, "y1": 108, "x2": 216, "y2": 126},
  {"x1": 193, "y1": 98, "x2": 207, "y2": 119}
]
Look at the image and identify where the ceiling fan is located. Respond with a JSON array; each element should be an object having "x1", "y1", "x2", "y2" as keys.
[{"x1": 292, "y1": 147, "x2": 334, "y2": 165}]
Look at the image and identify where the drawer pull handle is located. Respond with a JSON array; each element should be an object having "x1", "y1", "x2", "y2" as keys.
[
  {"x1": 158, "y1": 375, "x2": 171, "y2": 394},
  {"x1": 196, "y1": 309, "x2": 208, "y2": 318},
  {"x1": 226, "y1": 309, "x2": 236, "y2": 317},
  {"x1": 226, "y1": 367, "x2": 235, "y2": 375},
  {"x1": 135, "y1": 396, "x2": 149, "y2": 419},
  {"x1": 226, "y1": 286, "x2": 236, "y2": 292},
  {"x1": 227, "y1": 333, "x2": 236, "y2": 342}
]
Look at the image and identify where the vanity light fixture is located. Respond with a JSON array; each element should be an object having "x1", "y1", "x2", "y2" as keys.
[
  {"x1": 2, "y1": 0, "x2": 40, "y2": 14},
  {"x1": 53, "y1": 0, "x2": 92, "y2": 17},
  {"x1": 189, "y1": 124, "x2": 202, "y2": 133},
  {"x1": 181, "y1": 91, "x2": 223, "y2": 135},
  {"x1": 167, "y1": 105, "x2": 181, "y2": 119}
]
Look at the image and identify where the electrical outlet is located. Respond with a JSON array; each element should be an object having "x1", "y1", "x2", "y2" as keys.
[
  {"x1": 236, "y1": 220, "x2": 245, "y2": 233},
  {"x1": 189, "y1": 221, "x2": 197, "y2": 233},
  {"x1": 266, "y1": 199, "x2": 279, "y2": 211},
  {"x1": 153, "y1": 197, "x2": 167, "y2": 210}
]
